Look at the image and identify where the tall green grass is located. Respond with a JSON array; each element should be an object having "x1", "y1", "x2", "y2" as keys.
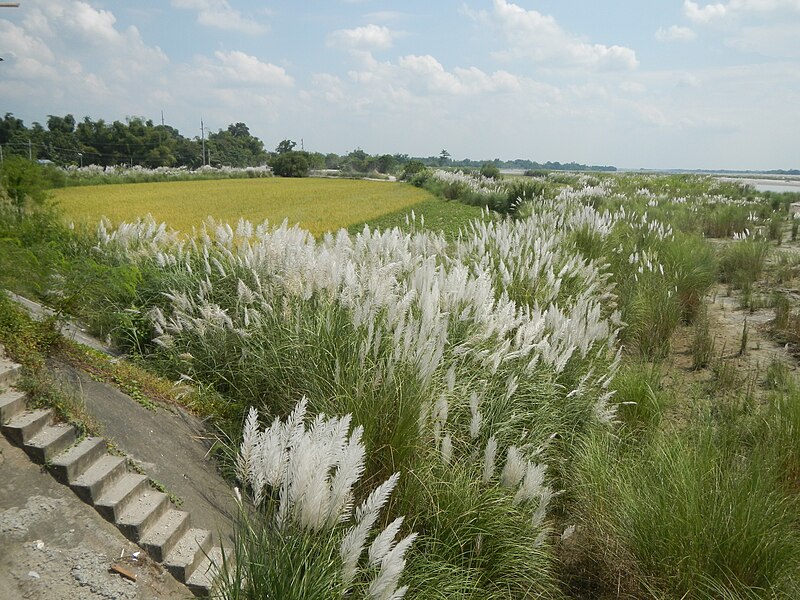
[
  {"x1": 719, "y1": 238, "x2": 771, "y2": 292},
  {"x1": 574, "y1": 426, "x2": 800, "y2": 598}
]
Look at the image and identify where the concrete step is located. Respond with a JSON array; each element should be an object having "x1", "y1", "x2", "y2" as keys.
[
  {"x1": 95, "y1": 473, "x2": 148, "y2": 523},
  {"x1": 0, "y1": 358, "x2": 22, "y2": 388},
  {"x1": 140, "y1": 509, "x2": 191, "y2": 563},
  {"x1": 25, "y1": 423, "x2": 77, "y2": 463},
  {"x1": 50, "y1": 436, "x2": 107, "y2": 483},
  {"x1": 0, "y1": 389, "x2": 26, "y2": 423},
  {"x1": 185, "y1": 545, "x2": 225, "y2": 596},
  {"x1": 164, "y1": 528, "x2": 212, "y2": 583},
  {"x1": 117, "y1": 489, "x2": 170, "y2": 542},
  {"x1": 71, "y1": 454, "x2": 127, "y2": 504},
  {"x1": 2, "y1": 408, "x2": 53, "y2": 445}
]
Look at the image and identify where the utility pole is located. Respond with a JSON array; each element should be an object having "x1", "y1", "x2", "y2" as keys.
[
  {"x1": 200, "y1": 118, "x2": 206, "y2": 167},
  {"x1": 300, "y1": 138, "x2": 304, "y2": 151},
  {"x1": 28, "y1": 138, "x2": 32, "y2": 161},
  {"x1": 161, "y1": 110, "x2": 165, "y2": 127}
]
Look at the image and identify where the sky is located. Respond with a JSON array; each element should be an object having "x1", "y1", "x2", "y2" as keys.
[{"x1": 1, "y1": 1, "x2": 799, "y2": 170}]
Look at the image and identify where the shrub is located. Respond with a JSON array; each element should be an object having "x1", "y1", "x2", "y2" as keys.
[
  {"x1": 271, "y1": 151, "x2": 309, "y2": 177},
  {"x1": 0, "y1": 156, "x2": 47, "y2": 211},
  {"x1": 624, "y1": 278, "x2": 680, "y2": 359},
  {"x1": 768, "y1": 213, "x2": 784, "y2": 244},
  {"x1": 401, "y1": 160, "x2": 426, "y2": 181},
  {"x1": 479, "y1": 163, "x2": 500, "y2": 179}
]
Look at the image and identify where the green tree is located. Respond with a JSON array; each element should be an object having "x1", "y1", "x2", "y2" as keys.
[
  {"x1": 375, "y1": 154, "x2": 397, "y2": 174},
  {"x1": 208, "y1": 123, "x2": 267, "y2": 167},
  {"x1": 0, "y1": 113, "x2": 25, "y2": 146},
  {"x1": 271, "y1": 151, "x2": 309, "y2": 177},
  {"x1": 438, "y1": 149, "x2": 451, "y2": 166},
  {"x1": 343, "y1": 148, "x2": 372, "y2": 173},
  {"x1": 480, "y1": 163, "x2": 501, "y2": 179},
  {"x1": 276, "y1": 139, "x2": 297, "y2": 154},
  {"x1": 0, "y1": 156, "x2": 47, "y2": 212},
  {"x1": 401, "y1": 160, "x2": 426, "y2": 180}
]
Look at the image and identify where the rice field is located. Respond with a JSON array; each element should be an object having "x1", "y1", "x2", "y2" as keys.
[{"x1": 51, "y1": 177, "x2": 434, "y2": 237}]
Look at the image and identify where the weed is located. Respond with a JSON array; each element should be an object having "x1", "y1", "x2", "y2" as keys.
[
  {"x1": 739, "y1": 319, "x2": 749, "y2": 356},
  {"x1": 718, "y1": 239, "x2": 770, "y2": 291},
  {"x1": 772, "y1": 251, "x2": 800, "y2": 285},
  {"x1": 764, "y1": 359, "x2": 792, "y2": 391},
  {"x1": 149, "y1": 479, "x2": 184, "y2": 507},
  {"x1": 612, "y1": 362, "x2": 667, "y2": 433},
  {"x1": 768, "y1": 213, "x2": 783, "y2": 244},
  {"x1": 574, "y1": 427, "x2": 800, "y2": 598},
  {"x1": 691, "y1": 308, "x2": 715, "y2": 370}
]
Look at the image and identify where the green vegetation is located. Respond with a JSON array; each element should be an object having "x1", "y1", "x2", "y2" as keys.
[
  {"x1": 3, "y1": 167, "x2": 800, "y2": 598},
  {"x1": 271, "y1": 150, "x2": 310, "y2": 178},
  {"x1": 574, "y1": 425, "x2": 800, "y2": 599},
  {"x1": 347, "y1": 198, "x2": 489, "y2": 239},
  {"x1": 51, "y1": 177, "x2": 434, "y2": 237}
]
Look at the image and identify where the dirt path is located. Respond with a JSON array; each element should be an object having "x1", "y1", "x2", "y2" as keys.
[{"x1": 664, "y1": 280, "x2": 797, "y2": 418}]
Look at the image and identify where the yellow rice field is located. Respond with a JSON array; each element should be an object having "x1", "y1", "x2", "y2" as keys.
[{"x1": 52, "y1": 178, "x2": 434, "y2": 237}]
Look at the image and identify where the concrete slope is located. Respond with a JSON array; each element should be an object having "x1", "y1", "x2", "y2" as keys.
[{"x1": 48, "y1": 360, "x2": 237, "y2": 547}]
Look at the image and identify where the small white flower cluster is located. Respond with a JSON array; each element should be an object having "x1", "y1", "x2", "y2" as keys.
[
  {"x1": 237, "y1": 399, "x2": 417, "y2": 599},
  {"x1": 64, "y1": 164, "x2": 272, "y2": 179}
]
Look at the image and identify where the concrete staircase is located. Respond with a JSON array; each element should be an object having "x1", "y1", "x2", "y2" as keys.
[{"x1": 0, "y1": 355, "x2": 227, "y2": 596}]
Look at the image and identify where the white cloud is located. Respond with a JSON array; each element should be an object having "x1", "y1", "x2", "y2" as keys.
[
  {"x1": 327, "y1": 24, "x2": 394, "y2": 50},
  {"x1": 684, "y1": 0, "x2": 800, "y2": 23},
  {"x1": 684, "y1": 1, "x2": 728, "y2": 23},
  {"x1": 195, "y1": 51, "x2": 294, "y2": 87},
  {"x1": 620, "y1": 81, "x2": 647, "y2": 94},
  {"x1": 656, "y1": 25, "x2": 697, "y2": 41},
  {"x1": 476, "y1": 0, "x2": 638, "y2": 70},
  {"x1": 0, "y1": 0, "x2": 294, "y2": 140},
  {"x1": 3, "y1": 0, "x2": 168, "y2": 89},
  {"x1": 683, "y1": 0, "x2": 800, "y2": 57},
  {"x1": 171, "y1": 0, "x2": 267, "y2": 35},
  {"x1": 397, "y1": 55, "x2": 520, "y2": 95},
  {"x1": 727, "y1": 23, "x2": 800, "y2": 57}
]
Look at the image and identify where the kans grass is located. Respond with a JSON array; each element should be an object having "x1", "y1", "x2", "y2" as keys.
[{"x1": 2, "y1": 170, "x2": 800, "y2": 598}]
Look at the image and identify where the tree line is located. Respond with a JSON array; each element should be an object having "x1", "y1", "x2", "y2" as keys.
[{"x1": 0, "y1": 112, "x2": 616, "y2": 174}]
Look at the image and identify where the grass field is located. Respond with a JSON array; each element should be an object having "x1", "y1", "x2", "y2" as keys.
[
  {"x1": 347, "y1": 197, "x2": 488, "y2": 239},
  {"x1": 51, "y1": 177, "x2": 436, "y2": 237},
  {"x1": 11, "y1": 171, "x2": 800, "y2": 598}
]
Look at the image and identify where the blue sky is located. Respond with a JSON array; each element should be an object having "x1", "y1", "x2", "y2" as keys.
[{"x1": 1, "y1": 1, "x2": 799, "y2": 169}]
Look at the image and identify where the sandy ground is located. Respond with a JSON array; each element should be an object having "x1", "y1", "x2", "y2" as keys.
[{"x1": 0, "y1": 435, "x2": 192, "y2": 600}]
